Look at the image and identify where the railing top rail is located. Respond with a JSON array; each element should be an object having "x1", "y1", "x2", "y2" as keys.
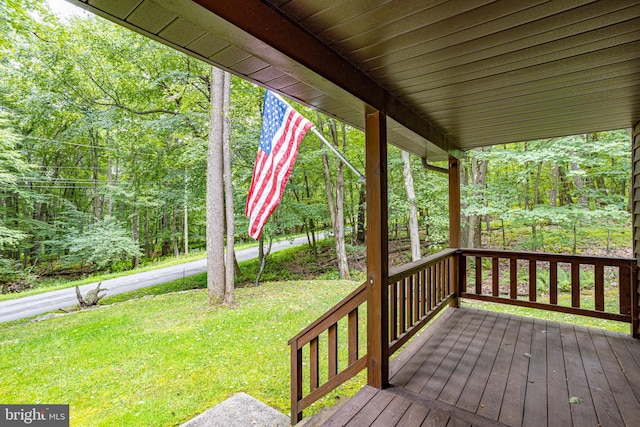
[
  {"x1": 459, "y1": 248, "x2": 636, "y2": 267},
  {"x1": 387, "y1": 248, "x2": 458, "y2": 284},
  {"x1": 288, "y1": 282, "x2": 367, "y2": 346}
]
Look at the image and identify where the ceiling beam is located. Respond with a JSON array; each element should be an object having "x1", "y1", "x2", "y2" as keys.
[{"x1": 192, "y1": 0, "x2": 462, "y2": 157}]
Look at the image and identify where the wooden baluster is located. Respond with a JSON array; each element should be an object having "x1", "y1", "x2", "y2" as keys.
[
  {"x1": 348, "y1": 309, "x2": 359, "y2": 364},
  {"x1": 529, "y1": 259, "x2": 537, "y2": 302},
  {"x1": 460, "y1": 255, "x2": 467, "y2": 295},
  {"x1": 475, "y1": 256, "x2": 482, "y2": 294},
  {"x1": 620, "y1": 264, "x2": 632, "y2": 315},
  {"x1": 427, "y1": 267, "x2": 433, "y2": 311},
  {"x1": 432, "y1": 264, "x2": 437, "y2": 305},
  {"x1": 399, "y1": 278, "x2": 406, "y2": 335},
  {"x1": 291, "y1": 342, "x2": 302, "y2": 424},
  {"x1": 492, "y1": 258, "x2": 499, "y2": 296},
  {"x1": 413, "y1": 273, "x2": 420, "y2": 324},
  {"x1": 310, "y1": 337, "x2": 319, "y2": 391},
  {"x1": 550, "y1": 262, "x2": 558, "y2": 305},
  {"x1": 571, "y1": 263, "x2": 580, "y2": 308},
  {"x1": 390, "y1": 280, "x2": 397, "y2": 341},
  {"x1": 420, "y1": 269, "x2": 429, "y2": 316},
  {"x1": 510, "y1": 258, "x2": 517, "y2": 299},
  {"x1": 595, "y1": 263, "x2": 604, "y2": 311},
  {"x1": 407, "y1": 275, "x2": 414, "y2": 330},
  {"x1": 328, "y1": 324, "x2": 338, "y2": 379},
  {"x1": 445, "y1": 258, "x2": 451, "y2": 297},
  {"x1": 439, "y1": 261, "x2": 445, "y2": 301}
]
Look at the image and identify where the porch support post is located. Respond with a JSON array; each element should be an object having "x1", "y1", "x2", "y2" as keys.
[
  {"x1": 449, "y1": 156, "x2": 461, "y2": 307},
  {"x1": 366, "y1": 110, "x2": 389, "y2": 388},
  {"x1": 632, "y1": 120, "x2": 640, "y2": 338}
]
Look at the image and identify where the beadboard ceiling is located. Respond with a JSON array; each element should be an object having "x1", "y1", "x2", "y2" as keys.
[{"x1": 68, "y1": 0, "x2": 640, "y2": 160}]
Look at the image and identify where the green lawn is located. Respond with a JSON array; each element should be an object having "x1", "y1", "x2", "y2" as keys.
[{"x1": 0, "y1": 279, "x2": 363, "y2": 426}]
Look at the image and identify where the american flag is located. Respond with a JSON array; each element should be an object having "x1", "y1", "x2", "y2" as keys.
[{"x1": 245, "y1": 91, "x2": 313, "y2": 239}]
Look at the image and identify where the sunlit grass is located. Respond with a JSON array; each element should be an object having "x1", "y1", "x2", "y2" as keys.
[{"x1": 0, "y1": 279, "x2": 363, "y2": 426}]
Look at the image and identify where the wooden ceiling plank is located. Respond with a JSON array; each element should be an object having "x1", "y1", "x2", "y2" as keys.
[
  {"x1": 341, "y1": 0, "x2": 497, "y2": 61},
  {"x1": 464, "y1": 113, "x2": 634, "y2": 144},
  {"x1": 366, "y1": 4, "x2": 639, "y2": 78},
  {"x1": 455, "y1": 101, "x2": 638, "y2": 137},
  {"x1": 352, "y1": 0, "x2": 590, "y2": 66},
  {"x1": 192, "y1": 0, "x2": 461, "y2": 156},
  {"x1": 434, "y1": 86, "x2": 639, "y2": 128},
  {"x1": 374, "y1": 27, "x2": 640, "y2": 89},
  {"x1": 315, "y1": 0, "x2": 448, "y2": 47},
  {"x1": 294, "y1": 0, "x2": 390, "y2": 35},
  {"x1": 396, "y1": 40, "x2": 640, "y2": 99},
  {"x1": 408, "y1": 60, "x2": 640, "y2": 109},
  {"x1": 423, "y1": 73, "x2": 640, "y2": 119}
]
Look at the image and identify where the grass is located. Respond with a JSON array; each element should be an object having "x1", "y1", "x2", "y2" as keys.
[{"x1": 0, "y1": 279, "x2": 364, "y2": 426}]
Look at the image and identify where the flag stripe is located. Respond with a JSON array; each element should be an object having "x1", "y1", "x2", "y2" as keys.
[
  {"x1": 249, "y1": 113, "x2": 309, "y2": 237},
  {"x1": 245, "y1": 91, "x2": 313, "y2": 239}
]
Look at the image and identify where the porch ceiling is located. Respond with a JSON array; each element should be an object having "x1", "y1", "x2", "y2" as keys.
[{"x1": 69, "y1": 0, "x2": 640, "y2": 161}]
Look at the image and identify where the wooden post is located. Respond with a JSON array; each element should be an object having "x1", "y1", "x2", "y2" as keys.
[
  {"x1": 449, "y1": 156, "x2": 461, "y2": 307},
  {"x1": 632, "y1": 119, "x2": 640, "y2": 337},
  {"x1": 366, "y1": 110, "x2": 389, "y2": 388}
]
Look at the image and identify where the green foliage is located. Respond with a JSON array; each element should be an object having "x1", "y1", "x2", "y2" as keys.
[{"x1": 62, "y1": 217, "x2": 141, "y2": 269}]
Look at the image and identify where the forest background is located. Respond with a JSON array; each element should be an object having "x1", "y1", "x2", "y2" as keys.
[{"x1": 0, "y1": 0, "x2": 632, "y2": 294}]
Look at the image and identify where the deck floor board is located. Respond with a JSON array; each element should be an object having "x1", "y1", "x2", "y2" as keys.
[{"x1": 316, "y1": 307, "x2": 640, "y2": 427}]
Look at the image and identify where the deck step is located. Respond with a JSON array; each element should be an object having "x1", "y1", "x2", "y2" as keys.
[
  {"x1": 181, "y1": 392, "x2": 289, "y2": 427},
  {"x1": 296, "y1": 397, "x2": 350, "y2": 427}
]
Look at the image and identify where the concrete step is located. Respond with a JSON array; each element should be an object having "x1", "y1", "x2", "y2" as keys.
[{"x1": 181, "y1": 392, "x2": 290, "y2": 427}]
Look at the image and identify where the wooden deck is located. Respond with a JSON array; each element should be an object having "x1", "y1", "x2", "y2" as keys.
[{"x1": 320, "y1": 307, "x2": 640, "y2": 426}]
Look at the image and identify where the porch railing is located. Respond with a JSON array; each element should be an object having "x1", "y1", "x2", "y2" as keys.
[
  {"x1": 290, "y1": 248, "x2": 638, "y2": 423},
  {"x1": 387, "y1": 248, "x2": 457, "y2": 355},
  {"x1": 458, "y1": 249, "x2": 638, "y2": 336},
  {"x1": 289, "y1": 282, "x2": 367, "y2": 424}
]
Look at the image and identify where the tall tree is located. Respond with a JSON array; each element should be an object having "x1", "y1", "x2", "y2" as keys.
[
  {"x1": 317, "y1": 114, "x2": 350, "y2": 279},
  {"x1": 222, "y1": 70, "x2": 235, "y2": 306},
  {"x1": 401, "y1": 150, "x2": 421, "y2": 261},
  {"x1": 206, "y1": 66, "x2": 225, "y2": 305}
]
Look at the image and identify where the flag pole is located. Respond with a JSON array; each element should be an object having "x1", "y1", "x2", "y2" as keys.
[
  {"x1": 269, "y1": 91, "x2": 365, "y2": 183},
  {"x1": 311, "y1": 127, "x2": 366, "y2": 183}
]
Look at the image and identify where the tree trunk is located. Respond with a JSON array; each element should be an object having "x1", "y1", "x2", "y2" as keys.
[
  {"x1": 356, "y1": 183, "x2": 366, "y2": 244},
  {"x1": 460, "y1": 160, "x2": 469, "y2": 248},
  {"x1": 255, "y1": 233, "x2": 273, "y2": 286},
  {"x1": 570, "y1": 147, "x2": 587, "y2": 206},
  {"x1": 206, "y1": 66, "x2": 226, "y2": 305},
  {"x1": 466, "y1": 149, "x2": 488, "y2": 248},
  {"x1": 401, "y1": 150, "x2": 421, "y2": 261},
  {"x1": 172, "y1": 206, "x2": 179, "y2": 257},
  {"x1": 131, "y1": 204, "x2": 139, "y2": 269},
  {"x1": 222, "y1": 71, "x2": 235, "y2": 306},
  {"x1": 106, "y1": 151, "x2": 113, "y2": 216},
  {"x1": 318, "y1": 114, "x2": 350, "y2": 279},
  {"x1": 183, "y1": 168, "x2": 189, "y2": 257},
  {"x1": 550, "y1": 163, "x2": 558, "y2": 207}
]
